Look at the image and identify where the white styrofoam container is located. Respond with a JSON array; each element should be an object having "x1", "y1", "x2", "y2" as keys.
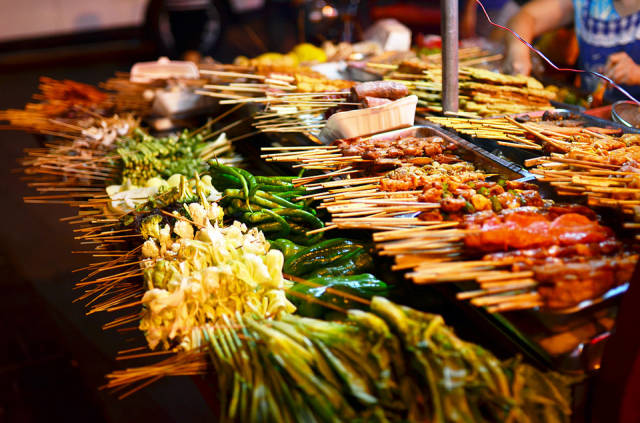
[
  {"x1": 319, "y1": 95, "x2": 417, "y2": 143},
  {"x1": 130, "y1": 57, "x2": 199, "y2": 83}
]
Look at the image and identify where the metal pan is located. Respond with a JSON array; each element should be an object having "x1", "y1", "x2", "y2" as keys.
[{"x1": 360, "y1": 124, "x2": 532, "y2": 181}]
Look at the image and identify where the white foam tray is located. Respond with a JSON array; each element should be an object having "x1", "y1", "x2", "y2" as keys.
[{"x1": 319, "y1": 95, "x2": 417, "y2": 143}]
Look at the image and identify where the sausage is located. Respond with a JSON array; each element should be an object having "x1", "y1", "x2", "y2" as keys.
[{"x1": 350, "y1": 81, "x2": 409, "y2": 101}]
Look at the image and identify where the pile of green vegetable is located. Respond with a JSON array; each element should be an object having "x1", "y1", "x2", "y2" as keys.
[
  {"x1": 116, "y1": 128, "x2": 238, "y2": 185},
  {"x1": 209, "y1": 163, "x2": 324, "y2": 243},
  {"x1": 208, "y1": 297, "x2": 573, "y2": 423}
]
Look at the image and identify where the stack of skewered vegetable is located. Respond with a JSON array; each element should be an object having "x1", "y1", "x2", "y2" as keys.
[{"x1": 385, "y1": 65, "x2": 555, "y2": 117}]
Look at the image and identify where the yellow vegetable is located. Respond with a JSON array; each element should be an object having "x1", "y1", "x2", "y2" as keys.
[{"x1": 292, "y1": 43, "x2": 326, "y2": 63}]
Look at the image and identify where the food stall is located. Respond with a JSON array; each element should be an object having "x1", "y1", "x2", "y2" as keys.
[{"x1": 1, "y1": 5, "x2": 638, "y2": 421}]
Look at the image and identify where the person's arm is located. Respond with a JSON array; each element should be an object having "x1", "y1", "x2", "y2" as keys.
[
  {"x1": 503, "y1": 0, "x2": 574, "y2": 75},
  {"x1": 461, "y1": 0, "x2": 478, "y2": 39},
  {"x1": 604, "y1": 52, "x2": 640, "y2": 85}
]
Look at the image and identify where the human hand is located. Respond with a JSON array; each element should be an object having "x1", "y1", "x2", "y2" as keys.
[
  {"x1": 604, "y1": 52, "x2": 640, "y2": 85},
  {"x1": 503, "y1": 42, "x2": 532, "y2": 75}
]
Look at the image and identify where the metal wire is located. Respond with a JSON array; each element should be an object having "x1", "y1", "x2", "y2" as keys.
[{"x1": 475, "y1": 0, "x2": 640, "y2": 104}]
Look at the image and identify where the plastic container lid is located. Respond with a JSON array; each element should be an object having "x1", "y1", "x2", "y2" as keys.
[{"x1": 130, "y1": 57, "x2": 200, "y2": 83}]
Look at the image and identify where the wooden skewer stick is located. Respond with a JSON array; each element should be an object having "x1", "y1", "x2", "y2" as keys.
[{"x1": 200, "y1": 69, "x2": 266, "y2": 80}]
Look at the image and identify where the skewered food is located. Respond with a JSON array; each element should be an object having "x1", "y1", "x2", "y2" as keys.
[
  {"x1": 199, "y1": 297, "x2": 573, "y2": 423},
  {"x1": 463, "y1": 209, "x2": 613, "y2": 252},
  {"x1": 361, "y1": 96, "x2": 392, "y2": 108},
  {"x1": 532, "y1": 255, "x2": 636, "y2": 308},
  {"x1": 335, "y1": 134, "x2": 456, "y2": 167},
  {"x1": 389, "y1": 66, "x2": 555, "y2": 117},
  {"x1": 0, "y1": 77, "x2": 112, "y2": 134},
  {"x1": 138, "y1": 212, "x2": 294, "y2": 350},
  {"x1": 349, "y1": 80, "x2": 409, "y2": 102}
]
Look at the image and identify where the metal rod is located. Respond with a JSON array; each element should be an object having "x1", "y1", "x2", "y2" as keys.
[{"x1": 441, "y1": 0, "x2": 459, "y2": 113}]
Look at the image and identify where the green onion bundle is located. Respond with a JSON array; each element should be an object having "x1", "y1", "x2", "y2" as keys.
[{"x1": 208, "y1": 297, "x2": 573, "y2": 423}]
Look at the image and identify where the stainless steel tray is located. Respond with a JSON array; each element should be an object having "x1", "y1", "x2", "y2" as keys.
[{"x1": 359, "y1": 124, "x2": 533, "y2": 181}]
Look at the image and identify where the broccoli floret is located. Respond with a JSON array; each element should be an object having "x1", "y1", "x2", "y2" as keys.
[{"x1": 140, "y1": 214, "x2": 163, "y2": 240}]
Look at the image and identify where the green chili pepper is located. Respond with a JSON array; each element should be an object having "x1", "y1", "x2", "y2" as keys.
[
  {"x1": 283, "y1": 238, "x2": 361, "y2": 275},
  {"x1": 235, "y1": 168, "x2": 258, "y2": 197},
  {"x1": 243, "y1": 210, "x2": 277, "y2": 224},
  {"x1": 250, "y1": 194, "x2": 283, "y2": 209},
  {"x1": 288, "y1": 273, "x2": 389, "y2": 318},
  {"x1": 273, "y1": 208, "x2": 324, "y2": 230},
  {"x1": 255, "y1": 175, "x2": 296, "y2": 184},
  {"x1": 464, "y1": 200, "x2": 475, "y2": 214},
  {"x1": 269, "y1": 239, "x2": 305, "y2": 259},
  {"x1": 304, "y1": 248, "x2": 373, "y2": 279},
  {"x1": 283, "y1": 238, "x2": 352, "y2": 267},
  {"x1": 211, "y1": 172, "x2": 243, "y2": 190},
  {"x1": 288, "y1": 231, "x2": 324, "y2": 246},
  {"x1": 209, "y1": 164, "x2": 250, "y2": 205},
  {"x1": 257, "y1": 184, "x2": 297, "y2": 192},
  {"x1": 255, "y1": 190, "x2": 303, "y2": 209},
  {"x1": 490, "y1": 196, "x2": 503, "y2": 212},
  {"x1": 271, "y1": 190, "x2": 307, "y2": 199},
  {"x1": 256, "y1": 218, "x2": 290, "y2": 238},
  {"x1": 477, "y1": 186, "x2": 489, "y2": 196}
]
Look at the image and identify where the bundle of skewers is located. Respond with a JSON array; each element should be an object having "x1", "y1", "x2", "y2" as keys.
[
  {"x1": 0, "y1": 77, "x2": 114, "y2": 136},
  {"x1": 20, "y1": 110, "x2": 242, "y2": 208},
  {"x1": 426, "y1": 112, "x2": 625, "y2": 151},
  {"x1": 427, "y1": 112, "x2": 640, "y2": 227},
  {"x1": 61, "y1": 169, "x2": 573, "y2": 422},
  {"x1": 385, "y1": 65, "x2": 555, "y2": 117},
  {"x1": 3, "y1": 60, "x2": 581, "y2": 421},
  {"x1": 194, "y1": 68, "x2": 356, "y2": 135},
  {"x1": 23, "y1": 122, "x2": 571, "y2": 421},
  {"x1": 374, "y1": 205, "x2": 637, "y2": 313},
  {"x1": 361, "y1": 46, "x2": 502, "y2": 78},
  {"x1": 263, "y1": 127, "x2": 638, "y2": 313}
]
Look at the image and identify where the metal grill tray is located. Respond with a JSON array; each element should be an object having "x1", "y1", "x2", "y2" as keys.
[
  {"x1": 359, "y1": 124, "x2": 532, "y2": 181},
  {"x1": 333, "y1": 124, "x2": 629, "y2": 368}
]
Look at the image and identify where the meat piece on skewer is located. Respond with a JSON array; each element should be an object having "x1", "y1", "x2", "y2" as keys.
[
  {"x1": 534, "y1": 254, "x2": 637, "y2": 309},
  {"x1": 334, "y1": 135, "x2": 453, "y2": 167},
  {"x1": 350, "y1": 81, "x2": 409, "y2": 102},
  {"x1": 483, "y1": 238, "x2": 623, "y2": 262},
  {"x1": 463, "y1": 211, "x2": 613, "y2": 252}
]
